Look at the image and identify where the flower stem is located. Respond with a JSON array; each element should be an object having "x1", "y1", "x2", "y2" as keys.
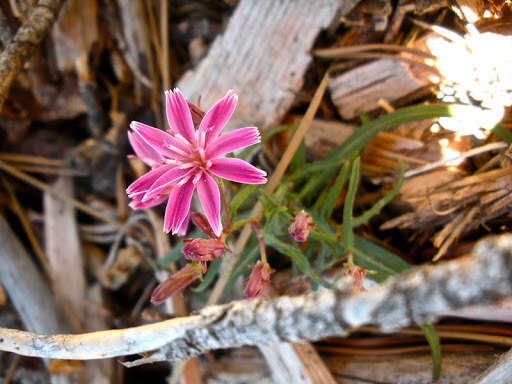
[
  {"x1": 251, "y1": 221, "x2": 267, "y2": 264},
  {"x1": 218, "y1": 179, "x2": 232, "y2": 229}
]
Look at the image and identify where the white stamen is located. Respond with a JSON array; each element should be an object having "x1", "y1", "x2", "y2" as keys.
[
  {"x1": 165, "y1": 159, "x2": 177, "y2": 165},
  {"x1": 177, "y1": 174, "x2": 192, "y2": 186},
  {"x1": 174, "y1": 133, "x2": 192, "y2": 147},
  {"x1": 168, "y1": 145, "x2": 188, "y2": 156},
  {"x1": 198, "y1": 148, "x2": 206, "y2": 163},
  {"x1": 205, "y1": 160, "x2": 212, "y2": 170},
  {"x1": 179, "y1": 162, "x2": 196, "y2": 169},
  {"x1": 199, "y1": 130, "x2": 206, "y2": 148},
  {"x1": 193, "y1": 171, "x2": 203, "y2": 184}
]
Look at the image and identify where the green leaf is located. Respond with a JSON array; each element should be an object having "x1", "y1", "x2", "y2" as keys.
[
  {"x1": 290, "y1": 138, "x2": 306, "y2": 173},
  {"x1": 192, "y1": 259, "x2": 221, "y2": 293},
  {"x1": 294, "y1": 104, "x2": 463, "y2": 178},
  {"x1": 225, "y1": 242, "x2": 260, "y2": 292},
  {"x1": 297, "y1": 168, "x2": 337, "y2": 201},
  {"x1": 420, "y1": 323, "x2": 442, "y2": 381},
  {"x1": 492, "y1": 123, "x2": 512, "y2": 144},
  {"x1": 353, "y1": 236, "x2": 410, "y2": 277},
  {"x1": 229, "y1": 184, "x2": 257, "y2": 219},
  {"x1": 343, "y1": 158, "x2": 359, "y2": 253},
  {"x1": 265, "y1": 232, "x2": 330, "y2": 288},
  {"x1": 319, "y1": 162, "x2": 349, "y2": 219},
  {"x1": 158, "y1": 243, "x2": 185, "y2": 267},
  {"x1": 352, "y1": 160, "x2": 405, "y2": 227}
]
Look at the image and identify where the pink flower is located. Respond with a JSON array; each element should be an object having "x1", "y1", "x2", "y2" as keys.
[
  {"x1": 243, "y1": 260, "x2": 274, "y2": 299},
  {"x1": 150, "y1": 262, "x2": 202, "y2": 304},
  {"x1": 288, "y1": 210, "x2": 314, "y2": 242},
  {"x1": 126, "y1": 89, "x2": 267, "y2": 236},
  {"x1": 182, "y1": 238, "x2": 229, "y2": 273}
]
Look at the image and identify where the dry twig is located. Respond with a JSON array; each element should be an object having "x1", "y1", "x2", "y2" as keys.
[{"x1": 0, "y1": 0, "x2": 67, "y2": 109}]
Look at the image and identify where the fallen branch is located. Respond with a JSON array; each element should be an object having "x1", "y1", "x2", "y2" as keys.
[
  {"x1": 0, "y1": 0, "x2": 66, "y2": 109},
  {"x1": 1, "y1": 234, "x2": 512, "y2": 365}
]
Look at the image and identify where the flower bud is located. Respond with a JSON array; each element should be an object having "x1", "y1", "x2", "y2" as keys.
[
  {"x1": 343, "y1": 265, "x2": 366, "y2": 292},
  {"x1": 190, "y1": 212, "x2": 218, "y2": 239},
  {"x1": 243, "y1": 260, "x2": 275, "y2": 299},
  {"x1": 288, "y1": 210, "x2": 314, "y2": 242},
  {"x1": 182, "y1": 238, "x2": 229, "y2": 272},
  {"x1": 150, "y1": 263, "x2": 202, "y2": 304}
]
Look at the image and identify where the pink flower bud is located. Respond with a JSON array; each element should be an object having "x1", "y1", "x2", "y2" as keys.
[
  {"x1": 343, "y1": 265, "x2": 366, "y2": 292},
  {"x1": 150, "y1": 263, "x2": 202, "y2": 304},
  {"x1": 182, "y1": 238, "x2": 229, "y2": 272},
  {"x1": 288, "y1": 210, "x2": 314, "y2": 242},
  {"x1": 190, "y1": 212, "x2": 218, "y2": 239},
  {"x1": 243, "y1": 260, "x2": 275, "y2": 299}
]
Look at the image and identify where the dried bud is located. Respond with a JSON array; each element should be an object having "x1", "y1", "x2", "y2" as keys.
[
  {"x1": 243, "y1": 260, "x2": 275, "y2": 299},
  {"x1": 186, "y1": 100, "x2": 206, "y2": 128},
  {"x1": 343, "y1": 265, "x2": 366, "y2": 292},
  {"x1": 182, "y1": 238, "x2": 229, "y2": 272},
  {"x1": 150, "y1": 263, "x2": 202, "y2": 305},
  {"x1": 288, "y1": 210, "x2": 314, "y2": 242},
  {"x1": 190, "y1": 212, "x2": 218, "y2": 239}
]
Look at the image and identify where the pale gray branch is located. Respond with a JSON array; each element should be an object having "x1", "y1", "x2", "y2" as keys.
[{"x1": 1, "y1": 234, "x2": 512, "y2": 365}]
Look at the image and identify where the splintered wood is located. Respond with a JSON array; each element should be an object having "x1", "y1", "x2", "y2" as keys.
[
  {"x1": 178, "y1": 0, "x2": 360, "y2": 131},
  {"x1": 382, "y1": 161, "x2": 512, "y2": 260}
]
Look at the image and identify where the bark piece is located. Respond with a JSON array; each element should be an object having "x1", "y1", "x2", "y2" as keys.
[
  {"x1": 178, "y1": 0, "x2": 360, "y2": 131},
  {"x1": 328, "y1": 58, "x2": 432, "y2": 120}
]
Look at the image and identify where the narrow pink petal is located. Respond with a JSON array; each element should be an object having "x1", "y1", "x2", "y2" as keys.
[
  {"x1": 196, "y1": 173, "x2": 222, "y2": 237},
  {"x1": 142, "y1": 167, "x2": 194, "y2": 201},
  {"x1": 198, "y1": 90, "x2": 238, "y2": 146},
  {"x1": 131, "y1": 121, "x2": 191, "y2": 159},
  {"x1": 128, "y1": 131, "x2": 164, "y2": 167},
  {"x1": 175, "y1": 213, "x2": 190, "y2": 236},
  {"x1": 126, "y1": 164, "x2": 174, "y2": 195},
  {"x1": 209, "y1": 158, "x2": 267, "y2": 184},
  {"x1": 165, "y1": 89, "x2": 196, "y2": 144},
  {"x1": 205, "y1": 127, "x2": 261, "y2": 158},
  {"x1": 163, "y1": 180, "x2": 195, "y2": 234},
  {"x1": 129, "y1": 195, "x2": 168, "y2": 209}
]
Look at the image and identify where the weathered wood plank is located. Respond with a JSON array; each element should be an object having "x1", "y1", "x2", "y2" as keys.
[{"x1": 178, "y1": 0, "x2": 360, "y2": 131}]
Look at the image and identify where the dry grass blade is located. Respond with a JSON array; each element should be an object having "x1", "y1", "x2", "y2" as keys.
[
  {"x1": 314, "y1": 44, "x2": 436, "y2": 59},
  {"x1": 0, "y1": 160, "x2": 120, "y2": 226}
]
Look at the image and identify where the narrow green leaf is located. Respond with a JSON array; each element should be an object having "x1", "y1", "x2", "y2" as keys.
[
  {"x1": 225, "y1": 242, "x2": 260, "y2": 292},
  {"x1": 492, "y1": 123, "x2": 512, "y2": 144},
  {"x1": 192, "y1": 259, "x2": 221, "y2": 292},
  {"x1": 352, "y1": 160, "x2": 405, "y2": 227},
  {"x1": 295, "y1": 104, "x2": 462, "y2": 178},
  {"x1": 158, "y1": 243, "x2": 185, "y2": 267},
  {"x1": 343, "y1": 158, "x2": 359, "y2": 252},
  {"x1": 321, "y1": 162, "x2": 350, "y2": 219},
  {"x1": 290, "y1": 139, "x2": 306, "y2": 173},
  {"x1": 354, "y1": 236, "x2": 410, "y2": 274},
  {"x1": 420, "y1": 323, "x2": 442, "y2": 381},
  {"x1": 229, "y1": 184, "x2": 257, "y2": 219}
]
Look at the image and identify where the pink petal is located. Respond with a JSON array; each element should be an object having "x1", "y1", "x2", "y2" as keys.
[
  {"x1": 129, "y1": 195, "x2": 168, "y2": 209},
  {"x1": 131, "y1": 121, "x2": 191, "y2": 160},
  {"x1": 176, "y1": 213, "x2": 190, "y2": 236},
  {"x1": 196, "y1": 173, "x2": 222, "y2": 237},
  {"x1": 142, "y1": 167, "x2": 194, "y2": 201},
  {"x1": 165, "y1": 89, "x2": 196, "y2": 144},
  {"x1": 209, "y1": 158, "x2": 267, "y2": 184},
  {"x1": 198, "y1": 90, "x2": 238, "y2": 146},
  {"x1": 163, "y1": 179, "x2": 195, "y2": 234},
  {"x1": 126, "y1": 164, "x2": 174, "y2": 195},
  {"x1": 128, "y1": 131, "x2": 164, "y2": 167},
  {"x1": 205, "y1": 127, "x2": 261, "y2": 158}
]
